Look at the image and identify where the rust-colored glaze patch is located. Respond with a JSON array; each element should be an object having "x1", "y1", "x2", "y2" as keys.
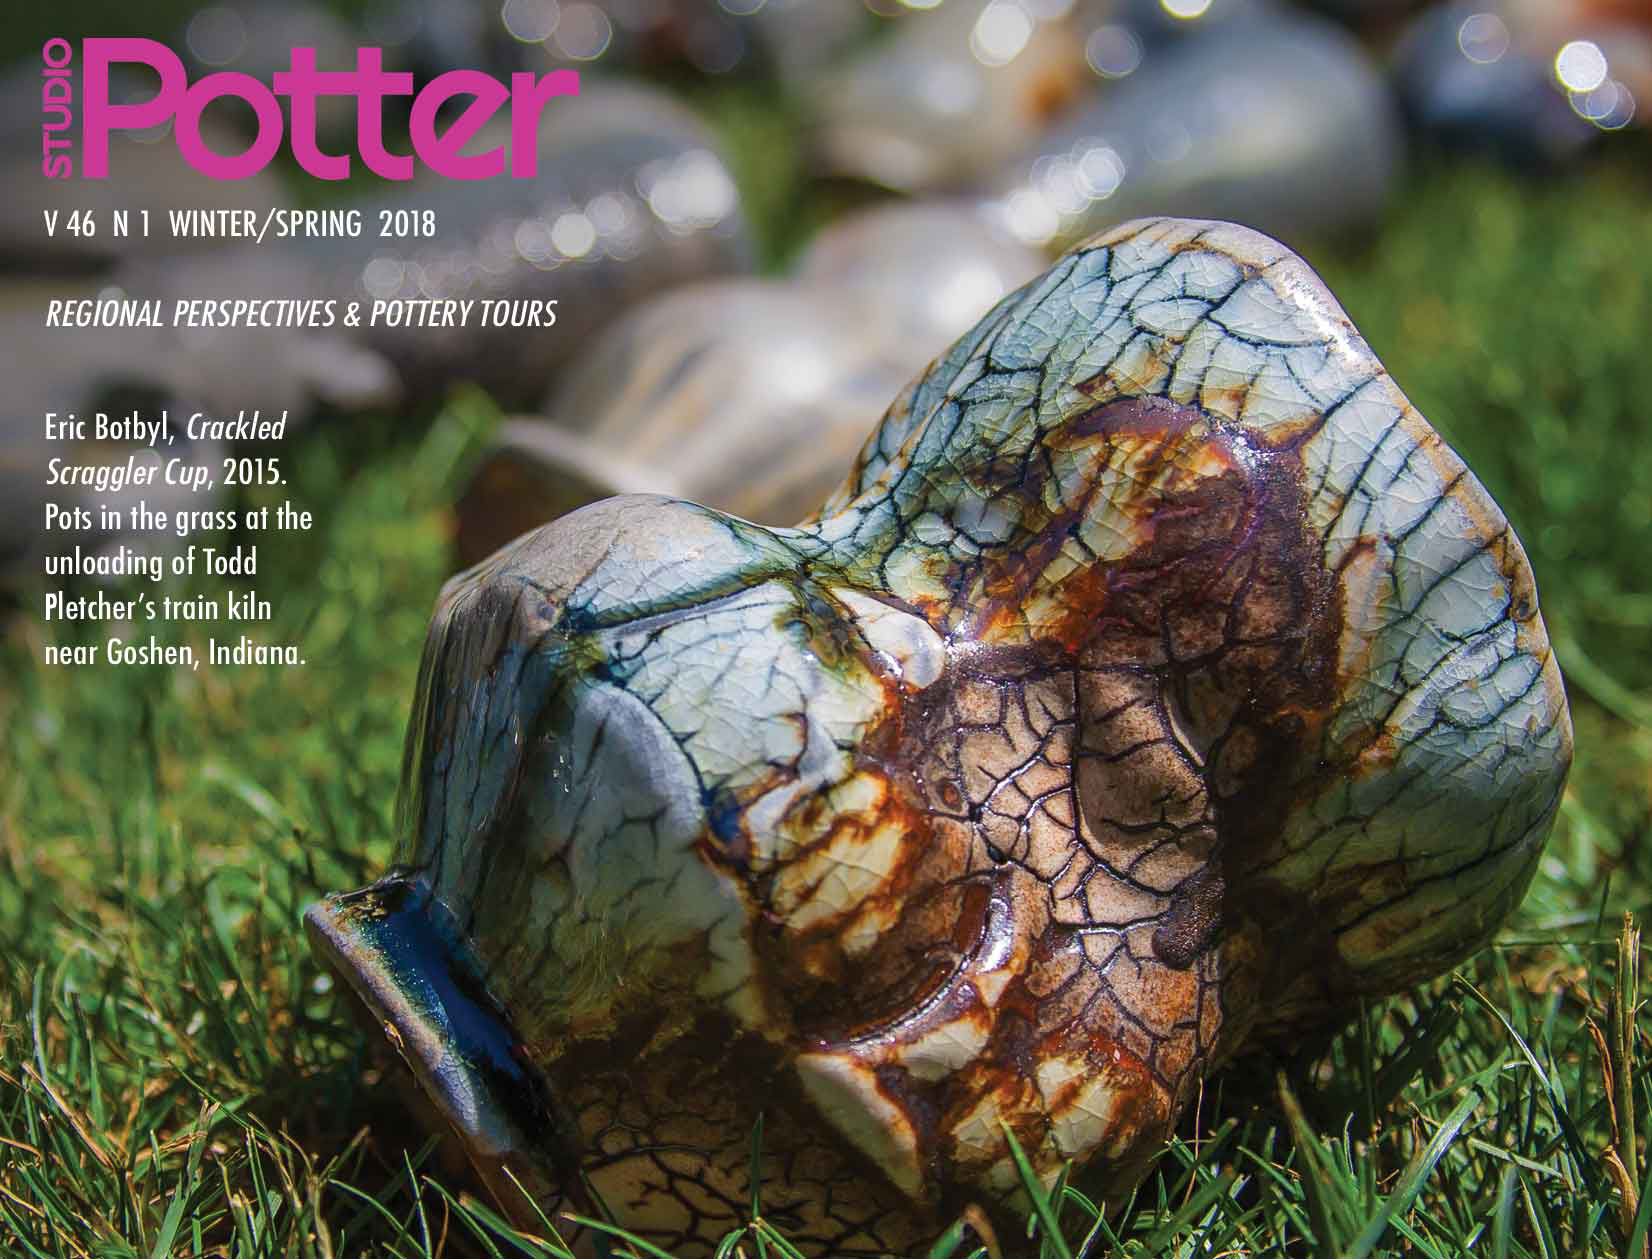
[
  {"x1": 767, "y1": 782, "x2": 982, "y2": 1042},
  {"x1": 1066, "y1": 394, "x2": 1204, "y2": 442},
  {"x1": 749, "y1": 394, "x2": 1368, "y2": 1230}
]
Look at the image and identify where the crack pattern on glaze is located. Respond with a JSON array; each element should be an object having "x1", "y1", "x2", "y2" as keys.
[{"x1": 308, "y1": 218, "x2": 1572, "y2": 1256}]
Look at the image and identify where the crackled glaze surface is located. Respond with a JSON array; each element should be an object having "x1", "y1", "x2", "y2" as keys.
[{"x1": 309, "y1": 218, "x2": 1571, "y2": 1256}]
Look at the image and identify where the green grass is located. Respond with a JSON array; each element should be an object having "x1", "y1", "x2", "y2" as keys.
[{"x1": 3, "y1": 146, "x2": 1652, "y2": 1256}]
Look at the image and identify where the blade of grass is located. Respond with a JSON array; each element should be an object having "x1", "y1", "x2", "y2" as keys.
[
  {"x1": 749, "y1": 1111, "x2": 764, "y2": 1221},
  {"x1": 929, "y1": 1214, "x2": 972, "y2": 1259},
  {"x1": 1345, "y1": 1088, "x2": 1479, "y2": 1259},
  {"x1": 1624, "y1": 1128, "x2": 1652, "y2": 1259},
  {"x1": 561, "y1": 1214, "x2": 690, "y2": 1259},
  {"x1": 998, "y1": 1125, "x2": 1072, "y2": 1259},
  {"x1": 1139, "y1": 1169, "x2": 1238, "y2": 1251},
  {"x1": 1277, "y1": 1071, "x2": 1349, "y2": 1258},
  {"x1": 1491, "y1": 1167, "x2": 1517, "y2": 1259},
  {"x1": 1456, "y1": 975, "x2": 1602, "y2": 1196}
]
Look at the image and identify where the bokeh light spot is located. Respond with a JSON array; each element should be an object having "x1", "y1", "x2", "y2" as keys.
[
  {"x1": 1456, "y1": 13, "x2": 1508, "y2": 65},
  {"x1": 1555, "y1": 40, "x2": 1608, "y2": 93}
]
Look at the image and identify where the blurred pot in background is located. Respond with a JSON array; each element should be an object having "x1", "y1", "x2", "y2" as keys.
[
  {"x1": 1510, "y1": 0, "x2": 1651, "y2": 115},
  {"x1": 455, "y1": 202, "x2": 1042, "y2": 564},
  {"x1": 1096, "y1": 0, "x2": 1281, "y2": 50},
  {"x1": 456, "y1": 281, "x2": 904, "y2": 564},
  {"x1": 114, "y1": 250, "x2": 402, "y2": 421},
  {"x1": 794, "y1": 199, "x2": 1042, "y2": 347},
  {"x1": 1394, "y1": 0, "x2": 1642, "y2": 167},
  {"x1": 376, "y1": 0, "x2": 869, "y2": 81},
  {"x1": 982, "y1": 12, "x2": 1401, "y2": 252},
  {"x1": 179, "y1": 1, "x2": 359, "y2": 81},
  {"x1": 810, "y1": 0, "x2": 1091, "y2": 191},
  {"x1": 1394, "y1": 3, "x2": 1598, "y2": 167}
]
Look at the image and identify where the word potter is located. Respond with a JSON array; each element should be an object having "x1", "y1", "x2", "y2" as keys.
[{"x1": 44, "y1": 38, "x2": 579, "y2": 180}]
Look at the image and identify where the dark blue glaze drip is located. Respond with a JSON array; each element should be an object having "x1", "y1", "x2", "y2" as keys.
[{"x1": 331, "y1": 878, "x2": 578, "y2": 1179}]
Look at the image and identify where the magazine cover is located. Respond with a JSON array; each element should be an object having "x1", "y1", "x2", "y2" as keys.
[{"x1": 3, "y1": 2, "x2": 1647, "y2": 1255}]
